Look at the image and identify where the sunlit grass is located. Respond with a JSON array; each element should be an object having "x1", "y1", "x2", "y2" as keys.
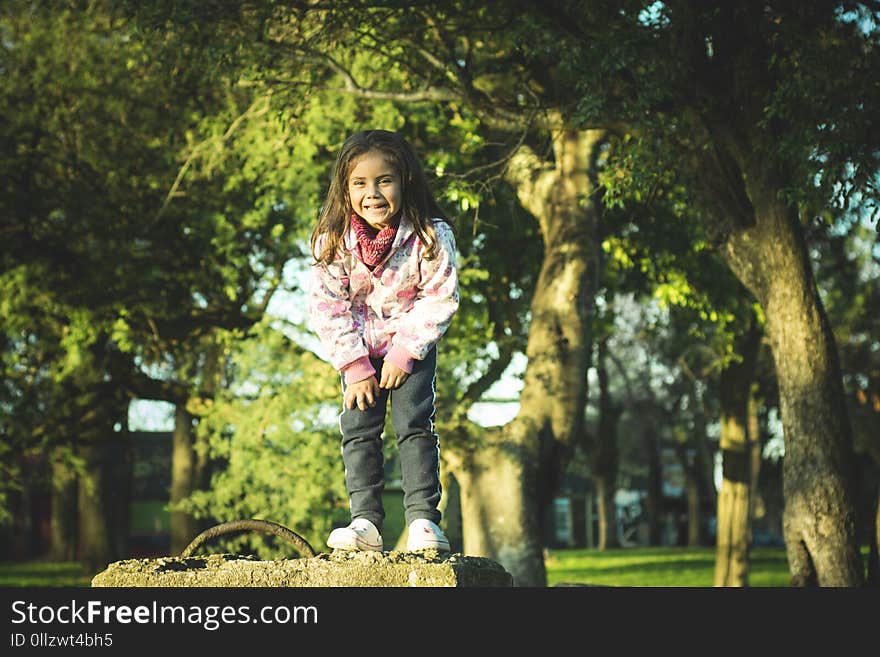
[
  {"x1": 545, "y1": 546, "x2": 792, "y2": 587},
  {"x1": 1, "y1": 545, "x2": 869, "y2": 587},
  {"x1": 0, "y1": 561, "x2": 92, "y2": 587}
]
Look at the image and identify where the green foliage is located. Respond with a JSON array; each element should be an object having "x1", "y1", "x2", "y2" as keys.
[
  {"x1": 109, "y1": 2, "x2": 548, "y2": 548},
  {"x1": 596, "y1": 182, "x2": 758, "y2": 379},
  {"x1": 0, "y1": 2, "x2": 334, "y2": 526},
  {"x1": 6, "y1": 1, "x2": 871, "y2": 569},
  {"x1": 807, "y1": 215, "x2": 880, "y2": 459},
  {"x1": 571, "y1": 2, "x2": 880, "y2": 224},
  {"x1": 176, "y1": 321, "x2": 349, "y2": 557}
]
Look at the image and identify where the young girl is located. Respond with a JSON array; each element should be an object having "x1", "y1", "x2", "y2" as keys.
[{"x1": 309, "y1": 130, "x2": 459, "y2": 552}]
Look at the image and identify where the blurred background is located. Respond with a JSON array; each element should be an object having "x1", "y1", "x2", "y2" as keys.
[{"x1": 1, "y1": 1, "x2": 877, "y2": 587}]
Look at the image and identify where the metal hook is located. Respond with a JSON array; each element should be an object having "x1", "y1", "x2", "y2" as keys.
[{"x1": 179, "y1": 519, "x2": 316, "y2": 558}]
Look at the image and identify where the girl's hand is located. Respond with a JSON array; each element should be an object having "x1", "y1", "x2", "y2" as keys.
[
  {"x1": 379, "y1": 362, "x2": 409, "y2": 390},
  {"x1": 345, "y1": 376, "x2": 380, "y2": 411}
]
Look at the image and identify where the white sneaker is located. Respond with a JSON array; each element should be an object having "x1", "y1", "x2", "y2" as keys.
[
  {"x1": 327, "y1": 518, "x2": 383, "y2": 552},
  {"x1": 406, "y1": 519, "x2": 451, "y2": 552}
]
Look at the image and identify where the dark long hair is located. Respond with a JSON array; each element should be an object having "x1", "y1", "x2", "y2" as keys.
[{"x1": 310, "y1": 130, "x2": 452, "y2": 265}]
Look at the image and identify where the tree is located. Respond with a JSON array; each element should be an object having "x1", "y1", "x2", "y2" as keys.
[
  {"x1": 121, "y1": 0, "x2": 877, "y2": 586},
  {"x1": 126, "y1": 0, "x2": 586, "y2": 584},
  {"x1": 1, "y1": 3, "x2": 305, "y2": 569},
  {"x1": 1, "y1": 3, "x2": 205, "y2": 569},
  {"x1": 268, "y1": 2, "x2": 604, "y2": 586},
  {"x1": 714, "y1": 310, "x2": 763, "y2": 586},
  {"x1": 592, "y1": 334, "x2": 623, "y2": 549},
  {"x1": 807, "y1": 212, "x2": 880, "y2": 584},
  {"x1": 177, "y1": 321, "x2": 350, "y2": 556},
  {"x1": 597, "y1": 161, "x2": 766, "y2": 565},
  {"x1": 564, "y1": 0, "x2": 878, "y2": 585}
]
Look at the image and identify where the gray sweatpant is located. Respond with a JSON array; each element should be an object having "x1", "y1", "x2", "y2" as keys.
[{"x1": 339, "y1": 346, "x2": 441, "y2": 533}]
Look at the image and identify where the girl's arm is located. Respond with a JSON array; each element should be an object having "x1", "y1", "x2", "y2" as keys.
[
  {"x1": 308, "y1": 248, "x2": 375, "y2": 384},
  {"x1": 385, "y1": 222, "x2": 460, "y2": 372}
]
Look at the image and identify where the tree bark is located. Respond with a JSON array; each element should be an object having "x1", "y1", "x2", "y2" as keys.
[
  {"x1": 595, "y1": 476, "x2": 619, "y2": 550},
  {"x1": 747, "y1": 385, "x2": 764, "y2": 533},
  {"x1": 449, "y1": 128, "x2": 602, "y2": 585},
  {"x1": 169, "y1": 339, "x2": 222, "y2": 554},
  {"x1": 595, "y1": 338, "x2": 621, "y2": 550},
  {"x1": 676, "y1": 441, "x2": 702, "y2": 548},
  {"x1": 75, "y1": 381, "x2": 131, "y2": 574},
  {"x1": 868, "y1": 483, "x2": 879, "y2": 586},
  {"x1": 672, "y1": 430, "x2": 707, "y2": 548},
  {"x1": 49, "y1": 455, "x2": 77, "y2": 562},
  {"x1": 76, "y1": 430, "x2": 132, "y2": 572},
  {"x1": 690, "y1": 381, "x2": 717, "y2": 544},
  {"x1": 108, "y1": 426, "x2": 133, "y2": 560},
  {"x1": 642, "y1": 416, "x2": 664, "y2": 546},
  {"x1": 77, "y1": 439, "x2": 112, "y2": 574},
  {"x1": 720, "y1": 179, "x2": 864, "y2": 586},
  {"x1": 170, "y1": 405, "x2": 200, "y2": 555},
  {"x1": 714, "y1": 319, "x2": 761, "y2": 586},
  {"x1": 456, "y1": 431, "x2": 544, "y2": 585},
  {"x1": 671, "y1": 422, "x2": 707, "y2": 547}
]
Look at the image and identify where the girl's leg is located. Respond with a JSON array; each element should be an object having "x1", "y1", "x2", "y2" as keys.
[
  {"x1": 389, "y1": 347, "x2": 442, "y2": 526},
  {"x1": 339, "y1": 361, "x2": 388, "y2": 532}
]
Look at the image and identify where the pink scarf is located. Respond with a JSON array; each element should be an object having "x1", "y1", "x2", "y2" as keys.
[{"x1": 351, "y1": 214, "x2": 399, "y2": 268}]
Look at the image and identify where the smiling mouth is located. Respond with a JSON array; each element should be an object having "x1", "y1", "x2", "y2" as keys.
[{"x1": 364, "y1": 203, "x2": 388, "y2": 211}]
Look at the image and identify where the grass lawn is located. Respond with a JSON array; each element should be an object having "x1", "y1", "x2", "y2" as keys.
[
  {"x1": 1, "y1": 546, "x2": 795, "y2": 588},
  {"x1": 0, "y1": 560, "x2": 93, "y2": 587},
  {"x1": 545, "y1": 546, "x2": 793, "y2": 587}
]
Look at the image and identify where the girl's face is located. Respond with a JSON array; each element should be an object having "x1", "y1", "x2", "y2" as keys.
[{"x1": 347, "y1": 150, "x2": 402, "y2": 229}]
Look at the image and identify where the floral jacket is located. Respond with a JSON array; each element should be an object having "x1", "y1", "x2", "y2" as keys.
[{"x1": 309, "y1": 217, "x2": 459, "y2": 384}]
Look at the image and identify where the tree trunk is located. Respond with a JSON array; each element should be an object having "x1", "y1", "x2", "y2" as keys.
[
  {"x1": 170, "y1": 405, "x2": 199, "y2": 555},
  {"x1": 77, "y1": 425, "x2": 131, "y2": 573},
  {"x1": 672, "y1": 434, "x2": 704, "y2": 548},
  {"x1": 747, "y1": 385, "x2": 764, "y2": 531},
  {"x1": 690, "y1": 383, "x2": 717, "y2": 542},
  {"x1": 721, "y1": 180, "x2": 863, "y2": 586},
  {"x1": 595, "y1": 477, "x2": 619, "y2": 550},
  {"x1": 642, "y1": 417, "x2": 664, "y2": 546},
  {"x1": 8, "y1": 484, "x2": 33, "y2": 559},
  {"x1": 595, "y1": 339, "x2": 621, "y2": 550},
  {"x1": 169, "y1": 340, "x2": 222, "y2": 554},
  {"x1": 449, "y1": 128, "x2": 602, "y2": 585},
  {"x1": 714, "y1": 319, "x2": 761, "y2": 586},
  {"x1": 74, "y1": 345, "x2": 137, "y2": 572},
  {"x1": 48, "y1": 454, "x2": 78, "y2": 562},
  {"x1": 107, "y1": 425, "x2": 133, "y2": 560},
  {"x1": 570, "y1": 494, "x2": 587, "y2": 547},
  {"x1": 868, "y1": 483, "x2": 879, "y2": 586},
  {"x1": 684, "y1": 465, "x2": 701, "y2": 547},
  {"x1": 77, "y1": 439, "x2": 112, "y2": 574},
  {"x1": 457, "y1": 431, "x2": 544, "y2": 586}
]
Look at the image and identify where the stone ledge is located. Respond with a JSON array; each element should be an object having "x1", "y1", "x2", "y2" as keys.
[{"x1": 91, "y1": 550, "x2": 513, "y2": 588}]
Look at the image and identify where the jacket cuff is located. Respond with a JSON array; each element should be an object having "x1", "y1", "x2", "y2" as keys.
[
  {"x1": 385, "y1": 344, "x2": 417, "y2": 373},
  {"x1": 342, "y1": 356, "x2": 376, "y2": 385}
]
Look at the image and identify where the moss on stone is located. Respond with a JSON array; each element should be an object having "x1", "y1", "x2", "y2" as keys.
[{"x1": 91, "y1": 551, "x2": 512, "y2": 587}]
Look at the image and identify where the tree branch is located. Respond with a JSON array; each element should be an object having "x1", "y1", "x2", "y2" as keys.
[
  {"x1": 153, "y1": 91, "x2": 273, "y2": 224},
  {"x1": 125, "y1": 370, "x2": 190, "y2": 405},
  {"x1": 458, "y1": 341, "x2": 517, "y2": 412}
]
